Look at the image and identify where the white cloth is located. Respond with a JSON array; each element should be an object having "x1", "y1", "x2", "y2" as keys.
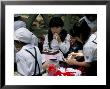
[
  {"x1": 15, "y1": 26, "x2": 38, "y2": 46},
  {"x1": 42, "y1": 51, "x2": 64, "y2": 63},
  {"x1": 79, "y1": 16, "x2": 97, "y2": 30},
  {"x1": 58, "y1": 67, "x2": 82, "y2": 76},
  {"x1": 31, "y1": 33, "x2": 38, "y2": 46},
  {"x1": 43, "y1": 34, "x2": 70, "y2": 54},
  {"x1": 16, "y1": 44, "x2": 43, "y2": 76},
  {"x1": 14, "y1": 27, "x2": 32, "y2": 44},
  {"x1": 83, "y1": 32, "x2": 97, "y2": 62},
  {"x1": 14, "y1": 21, "x2": 26, "y2": 31}
]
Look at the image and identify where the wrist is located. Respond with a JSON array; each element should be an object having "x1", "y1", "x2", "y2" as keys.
[{"x1": 73, "y1": 59, "x2": 78, "y2": 65}]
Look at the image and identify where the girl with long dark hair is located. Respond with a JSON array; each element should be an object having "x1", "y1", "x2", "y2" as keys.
[
  {"x1": 43, "y1": 17, "x2": 70, "y2": 54},
  {"x1": 65, "y1": 20, "x2": 97, "y2": 76},
  {"x1": 42, "y1": 17, "x2": 70, "y2": 70}
]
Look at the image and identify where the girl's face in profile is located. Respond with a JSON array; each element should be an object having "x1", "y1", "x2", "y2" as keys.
[{"x1": 51, "y1": 27, "x2": 62, "y2": 35}]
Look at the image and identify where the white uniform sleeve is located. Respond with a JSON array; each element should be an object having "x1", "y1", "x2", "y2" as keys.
[
  {"x1": 59, "y1": 34, "x2": 70, "y2": 54},
  {"x1": 43, "y1": 35, "x2": 49, "y2": 50},
  {"x1": 83, "y1": 45, "x2": 95, "y2": 62}
]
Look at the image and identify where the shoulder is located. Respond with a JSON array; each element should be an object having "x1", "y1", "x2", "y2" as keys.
[
  {"x1": 34, "y1": 46, "x2": 40, "y2": 51},
  {"x1": 23, "y1": 45, "x2": 40, "y2": 55},
  {"x1": 23, "y1": 44, "x2": 40, "y2": 51}
]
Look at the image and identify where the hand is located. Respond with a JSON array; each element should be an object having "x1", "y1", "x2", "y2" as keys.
[
  {"x1": 43, "y1": 48, "x2": 48, "y2": 52},
  {"x1": 53, "y1": 33, "x2": 57, "y2": 39},
  {"x1": 67, "y1": 54, "x2": 74, "y2": 60},
  {"x1": 69, "y1": 52, "x2": 83, "y2": 57},
  {"x1": 42, "y1": 60, "x2": 50, "y2": 70},
  {"x1": 75, "y1": 37, "x2": 83, "y2": 44},
  {"x1": 53, "y1": 33, "x2": 61, "y2": 42},
  {"x1": 65, "y1": 58, "x2": 77, "y2": 65},
  {"x1": 67, "y1": 52, "x2": 77, "y2": 59}
]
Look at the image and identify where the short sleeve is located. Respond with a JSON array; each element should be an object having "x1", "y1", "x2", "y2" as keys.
[
  {"x1": 83, "y1": 45, "x2": 95, "y2": 62},
  {"x1": 59, "y1": 34, "x2": 70, "y2": 54}
]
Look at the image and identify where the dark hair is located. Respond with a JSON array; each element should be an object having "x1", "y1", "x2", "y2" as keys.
[
  {"x1": 80, "y1": 20, "x2": 91, "y2": 42},
  {"x1": 85, "y1": 14, "x2": 97, "y2": 22},
  {"x1": 48, "y1": 29, "x2": 67, "y2": 49},
  {"x1": 71, "y1": 20, "x2": 91, "y2": 43},
  {"x1": 14, "y1": 16, "x2": 21, "y2": 21},
  {"x1": 14, "y1": 40, "x2": 28, "y2": 46},
  {"x1": 49, "y1": 17, "x2": 64, "y2": 27},
  {"x1": 70, "y1": 22, "x2": 81, "y2": 38},
  {"x1": 48, "y1": 17, "x2": 67, "y2": 48}
]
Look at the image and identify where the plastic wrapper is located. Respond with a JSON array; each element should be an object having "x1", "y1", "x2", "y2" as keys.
[{"x1": 47, "y1": 64, "x2": 82, "y2": 76}]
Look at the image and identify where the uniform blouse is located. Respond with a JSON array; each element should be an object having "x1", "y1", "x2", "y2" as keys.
[
  {"x1": 16, "y1": 44, "x2": 43, "y2": 76},
  {"x1": 43, "y1": 34, "x2": 70, "y2": 54},
  {"x1": 83, "y1": 32, "x2": 97, "y2": 62}
]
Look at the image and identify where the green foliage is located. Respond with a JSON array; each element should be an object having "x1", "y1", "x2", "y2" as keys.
[{"x1": 22, "y1": 14, "x2": 83, "y2": 37}]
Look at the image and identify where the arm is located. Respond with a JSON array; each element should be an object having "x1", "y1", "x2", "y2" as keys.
[
  {"x1": 43, "y1": 35, "x2": 49, "y2": 51},
  {"x1": 65, "y1": 45, "x2": 95, "y2": 67},
  {"x1": 59, "y1": 34, "x2": 70, "y2": 54},
  {"x1": 65, "y1": 58, "x2": 90, "y2": 67}
]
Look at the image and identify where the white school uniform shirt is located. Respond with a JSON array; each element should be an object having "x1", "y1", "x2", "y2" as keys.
[
  {"x1": 16, "y1": 44, "x2": 43, "y2": 76},
  {"x1": 83, "y1": 32, "x2": 97, "y2": 62},
  {"x1": 43, "y1": 34, "x2": 70, "y2": 54},
  {"x1": 14, "y1": 20, "x2": 26, "y2": 31}
]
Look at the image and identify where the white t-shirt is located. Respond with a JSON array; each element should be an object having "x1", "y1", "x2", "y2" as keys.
[
  {"x1": 43, "y1": 34, "x2": 70, "y2": 54},
  {"x1": 16, "y1": 44, "x2": 43, "y2": 76},
  {"x1": 83, "y1": 32, "x2": 97, "y2": 62}
]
